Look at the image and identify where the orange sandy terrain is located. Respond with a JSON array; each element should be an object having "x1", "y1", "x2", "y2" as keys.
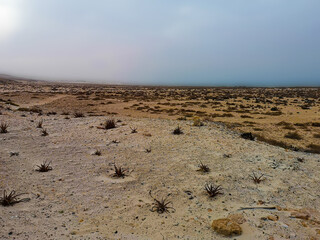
[{"x1": 1, "y1": 78, "x2": 319, "y2": 153}]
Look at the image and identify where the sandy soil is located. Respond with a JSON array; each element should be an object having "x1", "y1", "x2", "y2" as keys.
[
  {"x1": 0, "y1": 79, "x2": 320, "y2": 239},
  {"x1": 1, "y1": 109, "x2": 320, "y2": 239}
]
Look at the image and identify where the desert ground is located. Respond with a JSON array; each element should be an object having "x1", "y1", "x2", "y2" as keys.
[{"x1": 0, "y1": 77, "x2": 320, "y2": 239}]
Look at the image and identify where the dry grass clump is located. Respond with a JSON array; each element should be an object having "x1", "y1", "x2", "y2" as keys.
[
  {"x1": 41, "y1": 129, "x2": 48, "y2": 136},
  {"x1": 284, "y1": 131, "x2": 303, "y2": 140},
  {"x1": 241, "y1": 132, "x2": 255, "y2": 141},
  {"x1": 112, "y1": 163, "x2": 127, "y2": 178},
  {"x1": 36, "y1": 160, "x2": 53, "y2": 172},
  {"x1": 149, "y1": 190, "x2": 175, "y2": 214},
  {"x1": 130, "y1": 127, "x2": 137, "y2": 133},
  {"x1": 249, "y1": 172, "x2": 265, "y2": 184},
  {"x1": 0, "y1": 122, "x2": 8, "y2": 133},
  {"x1": 94, "y1": 149, "x2": 102, "y2": 156},
  {"x1": 193, "y1": 117, "x2": 203, "y2": 126},
  {"x1": 311, "y1": 122, "x2": 320, "y2": 127},
  {"x1": 173, "y1": 126, "x2": 183, "y2": 135},
  {"x1": 0, "y1": 190, "x2": 28, "y2": 206},
  {"x1": 306, "y1": 144, "x2": 320, "y2": 154},
  {"x1": 204, "y1": 183, "x2": 223, "y2": 198},
  {"x1": 255, "y1": 134, "x2": 290, "y2": 149},
  {"x1": 313, "y1": 133, "x2": 320, "y2": 138},
  {"x1": 197, "y1": 161, "x2": 210, "y2": 173},
  {"x1": 74, "y1": 112, "x2": 84, "y2": 118},
  {"x1": 37, "y1": 120, "x2": 43, "y2": 128},
  {"x1": 103, "y1": 119, "x2": 116, "y2": 130}
]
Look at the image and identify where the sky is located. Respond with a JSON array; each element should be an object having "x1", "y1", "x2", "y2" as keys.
[{"x1": 0, "y1": 0, "x2": 319, "y2": 86}]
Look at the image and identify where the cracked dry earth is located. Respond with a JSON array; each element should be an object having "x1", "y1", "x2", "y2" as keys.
[{"x1": 0, "y1": 111, "x2": 320, "y2": 239}]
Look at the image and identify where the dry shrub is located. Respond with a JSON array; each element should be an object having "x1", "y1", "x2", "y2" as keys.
[
  {"x1": 0, "y1": 122, "x2": 8, "y2": 133},
  {"x1": 284, "y1": 132, "x2": 303, "y2": 140},
  {"x1": 74, "y1": 112, "x2": 84, "y2": 118},
  {"x1": 306, "y1": 144, "x2": 320, "y2": 154},
  {"x1": 104, "y1": 119, "x2": 116, "y2": 129}
]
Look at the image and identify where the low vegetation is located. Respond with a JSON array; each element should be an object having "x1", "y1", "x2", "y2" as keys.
[
  {"x1": 284, "y1": 132, "x2": 303, "y2": 140},
  {"x1": 112, "y1": 163, "x2": 127, "y2": 178},
  {"x1": 197, "y1": 161, "x2": 210, "y2": 173},
  {"x1": 204, "y1": 183, "x2": 223, "y2": 198},
  {"x1": 0, "y1": 122, "x2": 8, "y2": 133},
  {"x1": 173, "y1": 126, "x2": 183, "y2": 135},
  {"x1": 249, "y1": 172, "x2": 265, "y2": 184},
  {"x1": 149, "y1": 190, "x2": 175, "y2": 214},
  {"x1": 104, "y1": 119, "x2": 116, "y2": 130},
  {"x1": 36, "y1": 160, "x2": 53, "y2": 172},
  {"x1": 0, "y1": 190, "x2": 28, "y2": 206}
]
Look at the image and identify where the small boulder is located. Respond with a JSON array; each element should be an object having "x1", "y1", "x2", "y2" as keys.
[{"x1": 211, "y1": 218, "x2": 242, "y2": 236}]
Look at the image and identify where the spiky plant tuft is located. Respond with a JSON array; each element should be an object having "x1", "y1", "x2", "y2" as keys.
[
  {"x1": 249, "y1": 172, "x2": 265, "y2": 184},
  {"x1": 173, "y1": 126, "x2": 183, "y2": 135},
  {"x1": 41, "y1": 129, "x2": 48, "y2": 136},
  {"x1": 130, "y1": 127, "x2": 137, "y2": 133},
  {"x1": 149, "y1": 190, "x2": 175, "y2": 214},
  {"x1": 36, "y1": 160, "x2": 53, "y2": 172},
  {"x1": 112, "y1": 163, "x2": 127, "y2": 178},
  {"x1": 204, "y1": 183, "x2": 223, "y2": 198},
  {"x1": 197, "y1": 161, "x2": 210, "y2": 173},
  {"x1": 0, "y1": 122, "x2": 8, "y2": 133},
  {"x1": 0, "y1": 190, "x2": 28, "y2": 206},
  {"x1": 37, "y1": 120, "x2": 43, "y2": 128}
]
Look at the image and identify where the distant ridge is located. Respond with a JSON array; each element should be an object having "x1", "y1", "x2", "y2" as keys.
[{"x1": 0, "y1": 74, "x2": 40, "y2": 84}]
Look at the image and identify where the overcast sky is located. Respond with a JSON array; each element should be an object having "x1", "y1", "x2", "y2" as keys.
[{"x1": 0, "y1": 0, "x2": 319, "y2": 86}]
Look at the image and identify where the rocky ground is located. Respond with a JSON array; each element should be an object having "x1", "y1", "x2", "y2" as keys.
[{"x1": 1, "y1": 107, "x2": 320, "y2": 239}]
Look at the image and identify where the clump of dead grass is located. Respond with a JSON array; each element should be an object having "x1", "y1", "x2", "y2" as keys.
[
  {"x1": 149, "y1": 190, "x2": 175, "y2": 214},
  {"x1": 36, "y1": 160, "x2": 53, "y2": 172},
  {"x1": 0, "y1": 122, "x2": 8, "y2": 133},
  {"x1": 204, "y1": 183, "x2": 223, "y2": 198}
]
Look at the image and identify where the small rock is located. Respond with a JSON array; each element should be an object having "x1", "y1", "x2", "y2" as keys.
[
  {"x1": 291, "y1": 211, "x2": 310, "y2": 220},
  {"x1": 267, "y1": 215, "x2": 279, "y2": 221},
  {"x1": 211, "y1": 218, "x2": 242, "y2": 236}
]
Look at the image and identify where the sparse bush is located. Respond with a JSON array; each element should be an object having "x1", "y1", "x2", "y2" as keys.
[
  {"x1": 249, "y1": 172, "x2": 265, "y2": 184},
  {"x1": 130, "y1": 127, "x2": 137, "y2": 133},
  {"x1": 37, "y1": 120, "x2": 43, "y2": 128},
  {"x1": 112, "y1": 163, "x2": 127, "y2": 178},
  {"x1": 241, "y1": 132, "x2": 255, "y2": 141},
  {"x1": 1, "y1": 190, "x2": 28, "y2": 206},
  {"x1": 36, "y1": 161, "x2": 52, "y2": 172},
  {"x1": 103, "y1": 119, "x2": 116, "y2": 130},
  {"x1": 205, "y1": 183, "x2": 223, "y2": 198},
  {"x1": 306, "y1": 144, "x2": 320, "y2": 154},
  {"x1": 173, "y1": 126, "x2": 183, "y2": 135},
  {"x1": 94, "y1": 149, "x2": 101, "y2": 156},
  {"x1": 74, "y1": 112, "x2": 84, "y2": 118},
  {"x1": 311, "y1": 122, "x2": 320, "y2": 127},
  {"x1": 197, "y1": 161, "x2": 210, "y2": 173},
  {"x1": 41, "y1": 129, "x2": 48, "y2": 136},
  {"x1": 284, "y1": 132, "x2": 302, "y2": 140},
  {"x1": 193, "y1": 117, "x2": 203, "y2": 126},
  {"x1": 0, "y1": 122, "x2": 8, "y2": 133},
  {"x1": 149, "y1": 190, "x2": 175, "y2": 214},
  {"x1": 313, "y1": 133, "x2": 320, "y2": 138}
]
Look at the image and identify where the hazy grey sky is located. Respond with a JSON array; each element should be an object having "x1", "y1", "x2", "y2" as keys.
[{"x1": 0, "y1": 0, "x2": 319, "y2": 86}]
